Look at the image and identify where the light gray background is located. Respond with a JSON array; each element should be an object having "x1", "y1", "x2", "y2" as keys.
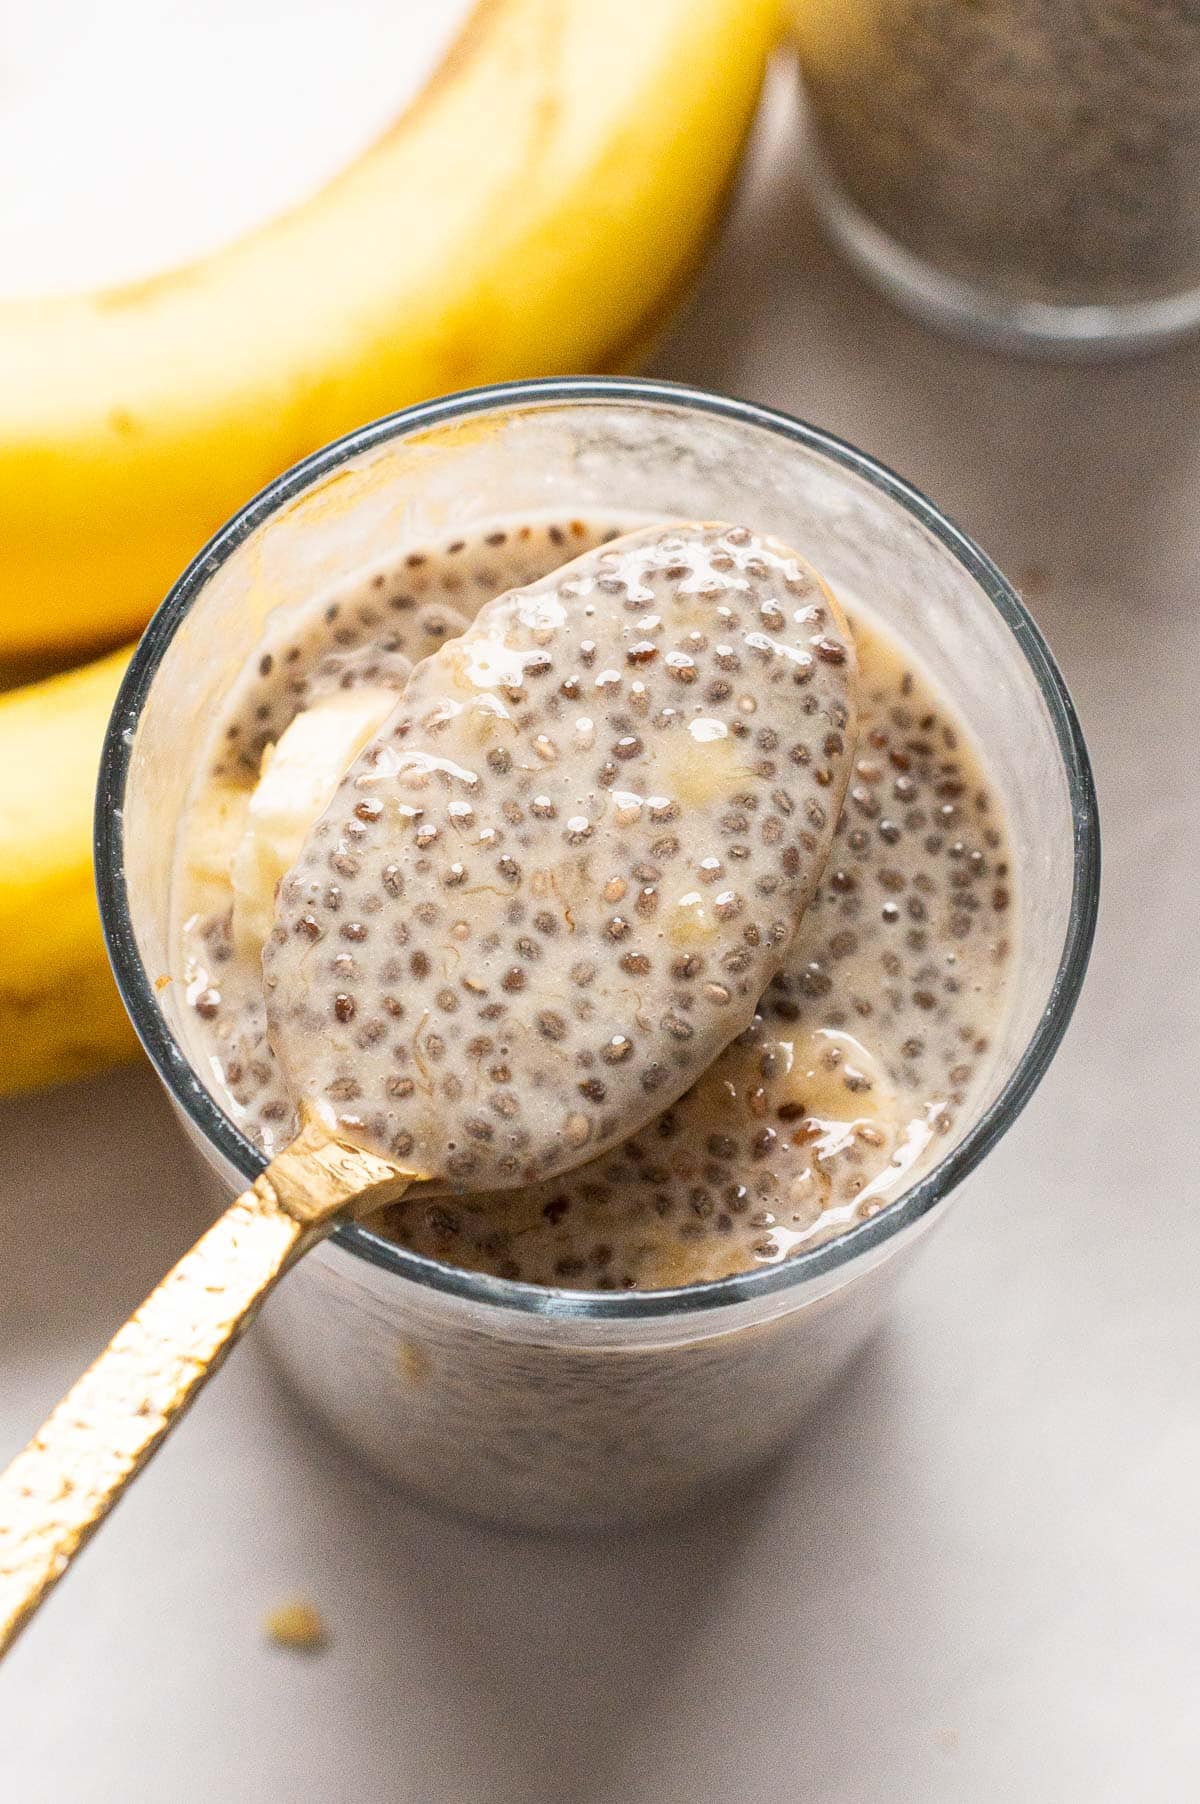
[{"x1": 1, "y1": 67, "x2": 1195, "y2": 1802}]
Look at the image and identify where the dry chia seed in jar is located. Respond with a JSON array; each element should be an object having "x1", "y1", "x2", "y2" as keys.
[{"x1": 794, "y1": 0, "x2": 1200, "y2": 312}]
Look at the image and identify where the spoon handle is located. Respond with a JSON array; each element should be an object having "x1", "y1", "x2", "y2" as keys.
[{"x1": 0, "y1": 1124, "x2": 403, "y2": 1658}]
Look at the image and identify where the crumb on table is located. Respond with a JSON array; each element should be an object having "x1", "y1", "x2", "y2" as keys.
[{"x1": 263, "y1": 1599, "x2": 328, "y2": 1652}]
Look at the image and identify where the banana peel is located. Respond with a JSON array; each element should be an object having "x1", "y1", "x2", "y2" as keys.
[
  {"x1": 0, "y1": 0, "x2": 779, "y2": 657},
  {"x1": 0, "y1": 649, "x2": 139, "y2": 1092}
]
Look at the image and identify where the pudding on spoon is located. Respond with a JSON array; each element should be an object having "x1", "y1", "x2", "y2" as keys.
[{"x1": 263, "y1": 521, "x2": 858, "y2": 1185}]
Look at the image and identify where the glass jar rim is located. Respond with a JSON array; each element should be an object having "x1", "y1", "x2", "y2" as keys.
[{"x1": 94, "y1": 376, "x2": 1100, "y2": 1323}]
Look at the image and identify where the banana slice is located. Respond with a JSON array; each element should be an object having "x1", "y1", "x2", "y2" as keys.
[
  {"x1": 774, "y1": 1027, "x2": 900, "y2": 1130},
  {"x1": 769, "y1": 1027, "x2": 903, "y2": 1236},
  {"x1": 231, "y1": 686, "x2": 401, "y2": 956},
  {"x1": 182, "y1": 780, "x2": 254, "y2": 917}
]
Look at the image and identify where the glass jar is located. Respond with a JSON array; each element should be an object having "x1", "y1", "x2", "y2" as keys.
[
  {"x1": 793, "y1": 0, "x2": 1200, "y2": 355},
  {"x1": 95, "y1": 378, "x2": 1099, "y2": 1531}
]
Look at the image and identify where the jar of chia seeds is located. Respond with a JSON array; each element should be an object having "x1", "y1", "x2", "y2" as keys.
[{"x1": 792, "y1": 0, "x2": 1200, "y2": 356}]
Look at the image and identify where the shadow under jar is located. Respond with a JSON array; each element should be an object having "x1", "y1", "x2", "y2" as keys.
[
  {"x1": 97, "y1": 378, "x2": 1098, "y2": 1532},
  {"x1": 793, "y1": 0, "x2": 1200, "y2": 356}
]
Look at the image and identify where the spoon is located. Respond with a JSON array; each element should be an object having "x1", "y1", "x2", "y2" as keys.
[{"x1": 0, "y1": 521, "x2": 857, "y2": 1655}]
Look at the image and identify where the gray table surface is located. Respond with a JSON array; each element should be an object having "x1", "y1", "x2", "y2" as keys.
[{"x1": 2, "y1": 68, "x2": 1196, "y2": 1803}]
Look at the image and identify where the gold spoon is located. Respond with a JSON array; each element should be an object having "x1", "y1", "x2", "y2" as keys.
[
  {"x1": 0, "y1": 522, "x2": 857, "y2": 1655},
  {"x1": 0, "y1": 1122, "x2": 404, "y2": 1655}
]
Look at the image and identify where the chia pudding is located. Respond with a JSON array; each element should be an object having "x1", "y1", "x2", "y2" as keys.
[
  {"x1": 172, "y1": 514, "x2": 1015, "y2": 1290},
  {"x1": 794, "y1": 0, "x2": 1200, "y2": 310}
]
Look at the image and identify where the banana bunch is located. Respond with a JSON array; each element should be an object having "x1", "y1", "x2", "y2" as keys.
[{"x1": 0, "y1": 0, "x2": 778, "y2": 1093}]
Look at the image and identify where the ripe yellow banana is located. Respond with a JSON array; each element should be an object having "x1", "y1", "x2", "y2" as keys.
[
  {"x1": 0, "y1": 649, "x2": 140, "y2": 1092},
  {"x1": 0, "y1": 0, "x2": 779, "y2": 658}
]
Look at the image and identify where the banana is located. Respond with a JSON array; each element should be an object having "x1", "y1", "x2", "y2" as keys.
[
  {"x1": 0, "y1": 648, "x2": 139, "y2": 1092},
  {"x1": 230, "y1": 684, "x2": 403, "y2": 955},
  {"x1": 0, "y1": 0, "x2": 778, "y2": 657}
]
